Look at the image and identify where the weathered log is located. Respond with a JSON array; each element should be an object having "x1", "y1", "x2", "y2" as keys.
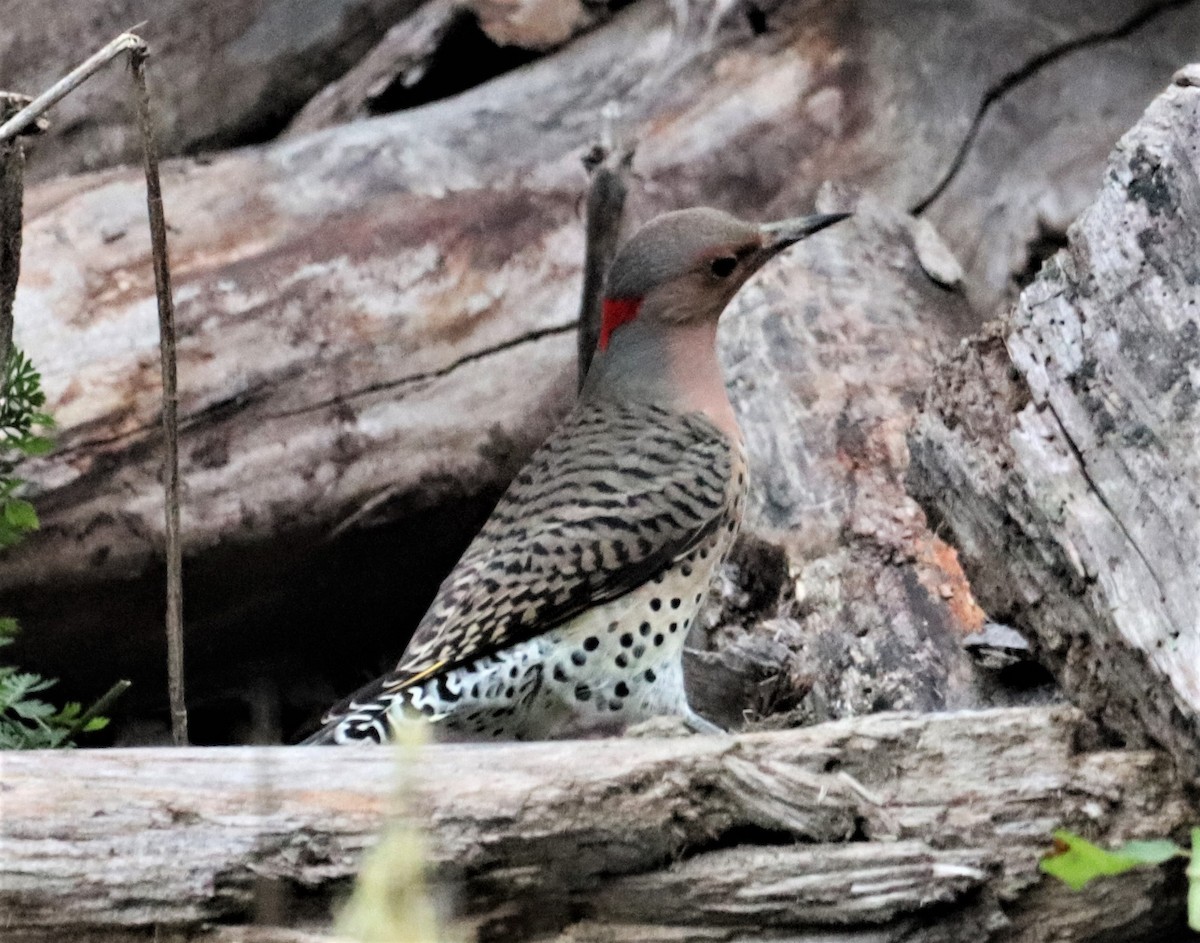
[
  {"x1": 5, "y1": 0, "x2": 1198, "y2": 732},
  {"x1": 909, "y1": 69, "x2": 1200, "y2": 777},
  {"x1": 286, "y1": 0, "x2": 615, "y2": 135},
  {"x1": 918, "y1": 0, "x2": 1200, "y2": 313},
  {"x1": 0, "y1": 0, "x2": 427, "y2": 181},
  {"x1": 0, "y1": 707, "x2": 1194, "y2": 942}
]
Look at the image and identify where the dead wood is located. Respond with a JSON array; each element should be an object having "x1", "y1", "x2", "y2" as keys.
[
  {"x1": 576, "y1": 109, "x2": 633, "y2": 387},
  {"x1": 0, "y1": 707, "x2": 1194, "y2": 943},
  {"x1": 909, "y1": 70, "x2": 1200, "y2": 777},
  {"x1": 3, "y1": 0, "x2": 1198, "y2": 736},
  {"x1": 0, "y1": 0, "x2": 426, "y2": 181},
  {"x1": 0, "y1": 96, "x2": 25, "y2": 371}
]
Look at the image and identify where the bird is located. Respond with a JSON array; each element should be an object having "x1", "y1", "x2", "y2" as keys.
[{"x1": 303, "y1": 206, "x2": 849, "y2": 744}]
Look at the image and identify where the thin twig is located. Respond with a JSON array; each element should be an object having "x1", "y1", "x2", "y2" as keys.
[
  {"x1": 577, "y1": 102, "x2": 634, "y2": 389},
  {"x1": 131, "y1": 46, "x2": 188, "y2": 746},
  {"x1": 0, "y1": 32, "x2": 144, "y2": 144}
]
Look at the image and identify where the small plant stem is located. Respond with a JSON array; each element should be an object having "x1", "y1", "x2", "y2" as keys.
[
  {"x1": 66, "y1": 679, "x2": 132, "y2": 739},
  {"x1": 130, "y1": 47, "x2": 188, "y2": 746}
]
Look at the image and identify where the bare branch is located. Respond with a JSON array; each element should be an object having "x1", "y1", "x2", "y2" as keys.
[
  {"x1": 0, "y1": 32, "x2": 145, "y2": 144},
  {"x1": 577, "y1": 102, "x2": 634, "y2": 389}
]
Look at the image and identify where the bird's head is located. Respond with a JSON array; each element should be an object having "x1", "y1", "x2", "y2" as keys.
[{"x1": 596, "y1": 206, "x2": 850, "y2": 352}]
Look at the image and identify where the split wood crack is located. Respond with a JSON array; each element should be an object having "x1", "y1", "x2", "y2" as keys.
[{"x1": 911, "y1": 0, "x2": 1200, "y2": 214}]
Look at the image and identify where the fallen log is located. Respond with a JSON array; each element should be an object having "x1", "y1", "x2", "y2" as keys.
[
  {"x1": 5, "y1": 0, "x2": 1198, "y2": 734},
  {"x1": 909, "y1": 68, "x2": 1200, "y2": 778},
  {"x1": 0, "y1": 707, "x2": 1193, "y2": 942}
]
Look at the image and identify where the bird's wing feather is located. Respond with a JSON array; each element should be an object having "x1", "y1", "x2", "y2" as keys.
[
  {"x1": 397, "y1": 400, "x2": 733, "y2": 681},
  {"x1": 311, "y1": 400, "x2": 733, "y2": 733}
]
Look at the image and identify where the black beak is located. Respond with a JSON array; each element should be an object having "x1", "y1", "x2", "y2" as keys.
[{"x1": 758, "y1": 212, "x2": 852, "y2": 255}]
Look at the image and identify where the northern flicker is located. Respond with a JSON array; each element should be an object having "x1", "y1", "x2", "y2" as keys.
[{"x1": 303, "y1": 206, "x2": 849, "y2": 744}]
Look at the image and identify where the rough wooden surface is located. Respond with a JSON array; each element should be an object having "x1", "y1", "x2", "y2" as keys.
[
  {"x1": 0, "y1": 707, "x2": 1194, "y2": 942},
  {"x1": 0, "y1": 0, "x2": 425, "y2": 180},
  {"x1": 919, "y1": 0, "x2": 1200, "y2": 313},
  {"x1": 685, "y1": 189, "x2": 1021, "y2": 734},
  {"x1": 5, "y1": 0, "x2": 1199, "y2": 734},
  {"x1": 909, "y1": 71, "x2": 1200, "y2": 777}
]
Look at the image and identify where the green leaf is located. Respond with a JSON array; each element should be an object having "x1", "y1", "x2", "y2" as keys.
[
  {"x1": 83, "y1": 716, "x2": 110, "y2": 732},
  {"x1": 3, "y1": 499, "x2": 37, "y2": 531},
  {"x1": 19, "y1": 436, "x2": 53, "y2": 456},
  {"x1": 1040, "y1": 830, "x2": 1186, "y2": 890},
  {"x1": 1188, "y1": 828, "x2": 1200, "y2": 932}
]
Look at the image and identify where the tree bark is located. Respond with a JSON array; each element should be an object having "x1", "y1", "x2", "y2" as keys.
[
  {"x1": 909, "y1": 68, "x2": 1200, "y2": 778},
  {"x1": 0, "y1": 92, "x2": 29, "y2": 372},
  {"x1": 1, "y1": 707, "x2": 1194, "y2": 943}
]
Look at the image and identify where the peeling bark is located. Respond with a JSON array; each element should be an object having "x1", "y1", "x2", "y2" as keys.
[
  {"x1": 0, "y1": 708, "x2": 1194, "y2": 942},
  {"x1": 909, "y1": 73, "x2": 1200, "y2": 778}
]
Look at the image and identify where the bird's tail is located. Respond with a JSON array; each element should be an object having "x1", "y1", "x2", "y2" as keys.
[{"x1": 298, "y1": 679, "x2": 408, "y2": 745}]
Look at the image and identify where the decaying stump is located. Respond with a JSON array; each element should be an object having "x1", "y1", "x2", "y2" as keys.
[
  {"x1": 909, "y1": 68, "x2": 1200, "y2": 778},
  {"x1": 0, "y1": 707, "x2": 1195, "y2": 942}
]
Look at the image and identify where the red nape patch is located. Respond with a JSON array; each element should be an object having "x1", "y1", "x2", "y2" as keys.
[{"x1": 599, "y1": 297, "x2": 643, "y2": 350}]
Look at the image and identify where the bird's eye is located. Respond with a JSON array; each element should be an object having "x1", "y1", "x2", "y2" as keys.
[{"x1": 710, "y1": 256, "x2": 737, "y2": 278}]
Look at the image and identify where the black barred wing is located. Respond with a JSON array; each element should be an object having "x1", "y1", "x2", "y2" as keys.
[{"x1": 392, "y1": 400, "x2": 733, "y2": 687}]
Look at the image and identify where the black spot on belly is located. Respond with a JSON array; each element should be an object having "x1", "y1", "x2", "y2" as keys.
[
  {"x1": 681, "y1": 563, "x2": 693, "y2": 576},
  {"x1": 421, "y1": 703, "x2": 436, "y2": 716},
  {"x1": 633, "y1": 644, "x2": 645, "y2": 659},
  {"x1": 584, "y1": 636, "x2": 599, "y2": 651},
  {"x1": 571, "y1": 650, "x2": 587, "y2": 666},
  {"x1": 620, "y1": 633, "x2": 633, "y2": 648},
  {"x1": 553, "y1": 665, "x2": 569, "y2": 683},
  {"x1": 509, "y1": 665, "x2": 518, "y2": 678},
  {"x1": 615, "y1": 654, "x2": 628, "y2": 668},
  {"x1": 575, "y1": 684, "x2": 592, "y2": 702},
  {"x1": 614, "y1": 682, "x2": 629, "y2": 698},
  {"x1": 505, "y1": 686, "x2": 515, "y2": 698},
  {"x1": 644, "y1": 669, "x2": 657, "y2": 682},
  {"x1": 670, "y1": 598, "x2": 681, "y2": 609},
  {"x1": 650, "y1": 598, "x2": 662, "y2": 611},
  {"x1": 653, "y1": 634, "x2": 664, "y2": 646},
  {"x1": 639, "y1": 622, "x2": 651, "y2": 637},
  {"x1": 669, "y1": 622, "x2": 678, "y2": 633}
]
